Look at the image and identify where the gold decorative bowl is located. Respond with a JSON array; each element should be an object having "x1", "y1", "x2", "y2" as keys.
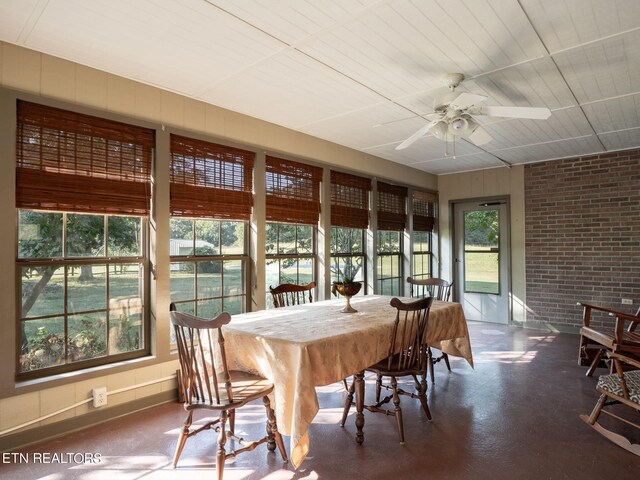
[{"x1": 332, "y1": 282, "x2": 362, "y2": 313}]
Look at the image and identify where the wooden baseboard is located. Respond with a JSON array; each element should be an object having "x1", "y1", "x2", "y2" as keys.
[{"x1": 0, "y1": 390, "x2": 177, "y2": 453}]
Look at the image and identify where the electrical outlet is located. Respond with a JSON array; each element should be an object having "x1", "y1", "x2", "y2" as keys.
[
  {"x1": 622, "y1": 299, "x2": 633, "y2": 305},
  {"x1": 92, "y1": 387, "x2": 107, "y2": 408}
]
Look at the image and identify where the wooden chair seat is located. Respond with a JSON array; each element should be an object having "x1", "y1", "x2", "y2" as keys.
[
  {"x1": 366, "y1": 353, "x2": 424, "y2": 377},
  {"x1": 581, "y1": 352, "x2": 640, "y2": 456},
  {"x1": 187, "y1": 371, "x2": 274, "y2": 410},
  {"x1": 581, "y1": 326, "x2": 640, "y2": 350},
  {"x1": 597, "y1": 370, "x2": 640, "y2": 404}
]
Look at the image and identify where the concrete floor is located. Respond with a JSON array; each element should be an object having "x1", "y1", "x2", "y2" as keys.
[{"x1": 1, "y1": 322, "x2": 639, "y2": 479}]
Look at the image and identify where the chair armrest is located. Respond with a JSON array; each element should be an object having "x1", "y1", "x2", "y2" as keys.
[
  {"x1": 607, "y1": 352, "x2": 640, "y2": 370},
  {"x1": 577, "y1": 302, "x2": 640, "y2": 328}
]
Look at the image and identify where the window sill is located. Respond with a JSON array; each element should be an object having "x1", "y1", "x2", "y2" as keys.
[{"x1": 10, "y1": 352, "x2": 177, "y2": 397}]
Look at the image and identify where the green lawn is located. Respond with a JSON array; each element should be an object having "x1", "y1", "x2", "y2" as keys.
[{"x1": 464, "y1": 249, "x2": 499, "y2": 294}]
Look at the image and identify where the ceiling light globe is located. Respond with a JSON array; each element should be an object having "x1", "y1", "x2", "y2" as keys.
[
  {"x1": 449, "y1": 117, "x2": 468, "y2": 135},
  {"x1": 431, "y1": 121, "x2": 448, "y2": 140}
]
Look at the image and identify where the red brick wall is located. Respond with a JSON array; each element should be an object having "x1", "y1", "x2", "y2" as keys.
[{"x1": 524, "y1": 149, "x2": 640, "y2": 330}]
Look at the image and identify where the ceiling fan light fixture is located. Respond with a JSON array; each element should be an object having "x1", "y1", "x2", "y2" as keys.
[
  {"x1": 431, "y1": 121, "x2": 449, "y2": 140},
  {"x1": 466, "y1": 116, "x2": 479, "y2": 133},
  {"x1": 448, "y1": 116, "x2": 468, "y2": 136}
]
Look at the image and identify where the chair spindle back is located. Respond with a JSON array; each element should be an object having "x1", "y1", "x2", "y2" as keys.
[
  {"x1": 386, "y1": 297, "x2": 434, "y2": 372},
  {"x1": 407, "y1": 277, "x2": 452, "y2": 301},
  {"x1": 170, "y1": 303, "x2": 232, "y2": 405},
  {"x1": 269, "y1": 281, "x2": 316, "y2": 308}
]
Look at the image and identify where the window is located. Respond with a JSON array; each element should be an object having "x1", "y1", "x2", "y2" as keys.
[
  {"x1": 18, "y1": 212, "x2": 146, "y2": 375},
  {"x1": 412, "y1": 191, "x2": 436, "y2": 279},
  {"x1": 377, "y1": 230, "x2": 403, "y2": 295},
  {"x1": 330, "y1": 170, "x2": 371, "y2": 293},
  {"x1": 265, "y1": 156, "x2": 322, "y2": 305},
  {"x1": 169, "y1": 135, "x2": 253, "y2": 320},
  {"x1": 170, "y1": 219, "x2": 247, "y2": 317},
  {"x1": 376, "y1": 182, "x2": 407, "y2": 295},
  {"x1": 16, "y1": 101, "x2": 154, "y2": 378},
  {"x1": 265, "y1": 223, "x2": 315, "y2": 304},
  {"x1": 412, "y1": 231, "x2": 432, "y2": 279}
]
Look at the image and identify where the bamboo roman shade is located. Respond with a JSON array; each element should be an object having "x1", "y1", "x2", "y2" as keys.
[
  {"x1": 377, "y1": 181, "x2": 408, "y2": 231},
  {"x1": 266, "y1": 155, "x2": 322, "y2": 225},
  {"x1": 413, "y1": 191, "x2": 437, "y2": 232},
  {"x1": 16, "y1": 100, "x2": 154, "y2": 215},
  {"x1": 330, "y1": 170, "x2": 371, "y2": 229},
  {"x1": 170, "y1": 134, "x2": 254, "y2": 220}
]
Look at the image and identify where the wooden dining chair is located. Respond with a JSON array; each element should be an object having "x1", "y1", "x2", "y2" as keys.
[
  {"x1": 341, "y1": 296, "x2": 434, "y2": 445},
  {"x1": 407, "y1": 276, "x2": 453, "y2": 382},
  {"x1": 407, "y1": 277, "x2": 453, "y2": 302},
  {"x1": 580, "y1": 351, "x2": 640, "y2": 456},
  {"x1": 269, "y1": 281, "x2": 316, "y2": 308},
  {"x1": 578, "y1": 302, "x2": 640, "y2": 376},
  {"x1": 169, "y1": 304, "x2": 287, "y2": 479}
]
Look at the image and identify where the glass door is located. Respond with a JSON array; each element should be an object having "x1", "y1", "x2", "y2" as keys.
[{"x1": 454, "y1": 200, "x2": 510, "y2": 323}]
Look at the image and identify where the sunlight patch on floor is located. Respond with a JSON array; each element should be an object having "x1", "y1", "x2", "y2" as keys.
[
  {"x1": 474, "y1": 350, "x2": 538, "y2": 364},
  {"x1": 313, "y1": 407, "x2": 348, "y2": 424}
]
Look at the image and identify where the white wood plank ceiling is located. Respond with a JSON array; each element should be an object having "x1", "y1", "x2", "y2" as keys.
[{"x1": 1, "y1": 0, "x2": 639, "y2": 175}]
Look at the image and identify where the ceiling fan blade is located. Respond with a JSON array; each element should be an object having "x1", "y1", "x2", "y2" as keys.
[
  {"x1": 467, "y1": 127, "x2": 492, "y2": 146},
  {"x1": 478, "y1": 105, "x2": 551, "y2": 120},
  {"x1": 395, "y1": 120, "x2": 438, "y2": 150},
  {"x1": 451, "y1": 92, "x2": 487, "y2": 109}
]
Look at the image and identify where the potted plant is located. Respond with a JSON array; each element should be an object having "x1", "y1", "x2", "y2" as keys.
[{"x1": 331, "y1": 259, "x2": 362, "y2": 313}]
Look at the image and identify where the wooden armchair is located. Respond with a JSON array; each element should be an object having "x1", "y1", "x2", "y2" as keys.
[
  {"x1": 578, "y1": 302, "x2": 640, "y2": 376},
  {"x1": 580, "y1": 352, "x2": 640, "y2": 456},
  {"x1": 407, "y1": 276, "x2": 453, "y2": 382},
  {"x1": 341, "y1": 296, "x2": 434, "y2": 445},
  {"x1": 269, "y1": 281, "x2": 316, "y2": 308},
  {"x1": 169, "y1": 304, "x2": 287, "y2": 479}
]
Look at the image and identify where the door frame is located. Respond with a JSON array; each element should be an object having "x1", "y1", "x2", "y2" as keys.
[{"x1": 450, "y1": 196, "x2": 512, "y2": 324}]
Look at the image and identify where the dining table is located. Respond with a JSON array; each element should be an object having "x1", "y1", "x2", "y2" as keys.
[{"x1": 222, "y1": 295, "x2": 474, "y2": 469}]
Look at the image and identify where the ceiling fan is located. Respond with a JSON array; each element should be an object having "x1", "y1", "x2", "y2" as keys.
[{"x1": 395, "y1": 73, "x2": 552, "y2": 151}]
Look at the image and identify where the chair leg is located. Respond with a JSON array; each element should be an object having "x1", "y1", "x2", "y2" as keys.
[
  {"x1": 428, "y1": 348, "x2": 435, "y2": 383},
  {"x1": 340, "y1": 376, "x2": 356, "y2": 427},
  {"x1": 587, "y1": 393, "x2": 607, "y2": 425},
  {"x1": 586, "y1": 349, "x2": 605, "y2": 377},
  {"x1": 341, "y1": 378, "x2": 350, "y2": 392},
  {"x1": 443, "y1": 353, "x2": 451, "y2": 372},
  {"x1": 375, "y1": 373, "x2": 382, "y2": 403},
  {"x1": 390, "y1": 376, "x2": 405, "y2": 445},
  {"x1": 263, "y1": 395, "x2": 288, "y2": 461},
  {"x1": 172, "y1": 411, "x2": 193, "y2": 468},
  {"x1": 413, "y1": 375, "x2": 432, "y2": 420},
  {"x1": 229, "y1": 409, "x2": 236, "y2": 434},
  {"x1": 216, "y1": 411, "x2": 228, "y2": 480}
]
